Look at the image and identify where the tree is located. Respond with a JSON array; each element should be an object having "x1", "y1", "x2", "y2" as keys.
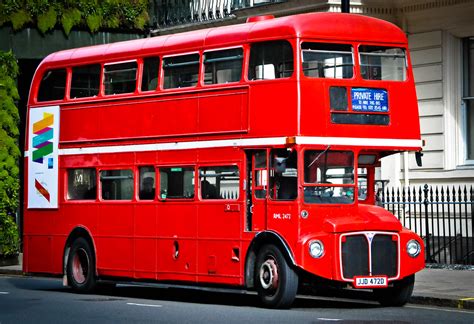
[{"x1": 0, "y1": 51, "x2": 20, "y2": 257}]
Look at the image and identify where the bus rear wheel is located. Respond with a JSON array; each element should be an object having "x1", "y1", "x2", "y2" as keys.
[
  {"x1": 67, "y1": 237, "x2": 97, "y2": 293},
  {"x1": 255, "y1": 244, "x2": 298, "y2": 309},
  {"x1": 374, "y1": 275, "x2": 415, "y2": 306}
]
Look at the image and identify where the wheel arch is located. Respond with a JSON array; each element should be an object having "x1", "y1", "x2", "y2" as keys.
[
  {"x1": 63, "y1": 226, "x2": 97, "y2": 279},
  {"x1": 244, "y1": 231, "x2": 296, "y2": 289}
]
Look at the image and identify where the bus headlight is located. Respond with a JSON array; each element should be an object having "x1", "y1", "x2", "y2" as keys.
[
  {"x1": 309, "y1": 240, "x2": 324, "y2": 258},
  {"x1": 406, "y1": 239, "x2": 421, "y2": 258}
]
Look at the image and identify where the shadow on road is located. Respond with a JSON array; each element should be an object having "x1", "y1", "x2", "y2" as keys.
[{"x1": 7, "y1": 276, "x2": 380, "y2": 310}]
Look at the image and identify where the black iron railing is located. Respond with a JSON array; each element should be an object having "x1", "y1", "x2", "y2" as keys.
[{"x1": 379, "y1": 185, "x2": 474, "y2": 265}]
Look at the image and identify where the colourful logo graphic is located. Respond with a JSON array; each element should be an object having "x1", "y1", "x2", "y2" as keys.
[
  {"x1": 35, "y1": 180, "x2": 51, "y2": 202},
  {"x1": 32, "y1": 112, "x2": 55, "y2": 202},
  {"x1": 32, "y1": 112, "x2": 54, "y2": 164}
]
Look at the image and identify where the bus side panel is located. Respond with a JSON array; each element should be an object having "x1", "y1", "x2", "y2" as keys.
[
  {"x1": 196, "y1": 202, "x2": 243, "y2": 285},
  {"x1": 247, "y1": 81, "x2": 298, "y2": 137},
  {"x1": 198, "y1": 88, "x2": 249, "y2": 134},
  {"x1": 133, "y1": 204, "x2": 158, "y2": 278},
  {"x1": 156, "y1": 203, "x2": 198, "y2": 280},
  {"x1": 95, "y1": 204, "x2": 134, "y2": 277}
]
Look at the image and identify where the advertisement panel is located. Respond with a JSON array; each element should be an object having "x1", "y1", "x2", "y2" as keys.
[{"x1": 27, "y1": 106, "x2": 60, "y2": 209}]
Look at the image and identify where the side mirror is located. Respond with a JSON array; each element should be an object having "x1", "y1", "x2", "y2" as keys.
[{"x1": 415, "y1": 151, "x2": 423, "y2": 167}]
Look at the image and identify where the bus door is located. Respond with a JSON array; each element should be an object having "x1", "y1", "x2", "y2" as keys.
[{"x1": 245, "y1": 150, "x2": 268, "y2": 231}]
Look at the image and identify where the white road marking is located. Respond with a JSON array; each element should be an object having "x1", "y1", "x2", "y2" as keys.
[
  {"x1": 126, "y1": 302, "x2": 162, "y2": 308},
  {"x1": 317, "y1": 319, "x2": 342, "y2": 321},
  {"x1": 0, "y1": 292, "x2": 10, "y2": 295}
]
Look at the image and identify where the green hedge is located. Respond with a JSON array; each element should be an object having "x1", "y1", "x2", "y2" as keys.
[
  {"x1": 0, "y1": 51, "x2": 20, "y2": 257},
  {"x1": 0, "y1": 0, "x2": 150, "y2": 36}
]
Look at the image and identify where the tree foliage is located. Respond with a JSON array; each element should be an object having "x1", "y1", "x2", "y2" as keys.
[
  {"x1": 0, "y1": 0, "x2": 150, "y2": 36},
  {"x1": 0, "y1": 51, "x2": 20, "y2": 257}
]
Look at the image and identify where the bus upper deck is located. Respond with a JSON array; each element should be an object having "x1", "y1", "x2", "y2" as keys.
[{"x1": 29, "y1": 12, "x2": 421, "y2": 153}]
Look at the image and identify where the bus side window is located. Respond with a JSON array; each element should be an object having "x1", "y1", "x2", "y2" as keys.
[
  {"x1": 70, "y1": 64, "x2": 101, "y2": 99},
  {"x1": 67, "y1": 168, "x2": 97, "y2": 200},
  {"x1": 204, "y1": 48, "x2": 243, "y2": 85},
  {"x1": 163, "y1": 54, "x2": 200, "y2": 89},
  {"x1": 139, "y1": 166, "x2": 156, "y2": 200},
  {"x1": 248, "y1": 40, "x2": 294, "y2": 80},
  {"x1": 159, "y1": 167, "x2": 195, "y2": 199},
  {"x1": 100, "y1": 169, "x2": 133, "y2": 200},
  {"x1": 104, "y1": 61, "x2": 138, "y2": 95},
  {"x1": 199, "y1": 166, "x2": 239, "y2": 200},
  {"x1": 269, "y1": 149, "x2": 298, "y2": 200},
  {"x1": 37, "y1": 68, "x2": 67, "y2": 102},
  {"x1": 141, "y1": 57, "x2": 160, "y2": 91}
]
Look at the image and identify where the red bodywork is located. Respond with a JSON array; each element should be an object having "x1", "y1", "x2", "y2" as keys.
[{"x1": 23, "y1": 13, "x2": 424, "y2": 288}]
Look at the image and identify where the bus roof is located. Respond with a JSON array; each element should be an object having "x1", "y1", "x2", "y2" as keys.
[{"x1": 40, "y1": 12, "x2": 407, "y2": 68}]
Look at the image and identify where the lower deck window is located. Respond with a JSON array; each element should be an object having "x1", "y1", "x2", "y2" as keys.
[
  {"x1": 100, "y1": 169, "x2": 133, "y2": 200},
  {"x1": 160, "y1": 167, "x2": 194, "y2": 199},
  {"x1": 199, "y1": 166, "x2": 239, "y2": 200},
  {"x1": 67, "y1": 168, "x2": 96, "y2": 200}
]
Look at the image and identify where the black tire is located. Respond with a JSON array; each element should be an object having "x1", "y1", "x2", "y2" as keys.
[
  {"x1": 374, "y1": 275, "x2": 415, "y2": 307},
  {"x1": 255, "y1": 244, "x2": 298, "y2": 309},
  {"x1": 67, "y1": 237, "x2": 97, "y2": 293}
]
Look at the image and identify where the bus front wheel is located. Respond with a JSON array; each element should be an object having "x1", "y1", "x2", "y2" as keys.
[
  {"x1": 255, "y1": 244, "x2": 298, "y2": 309},
  {"x1": 67, "y1": 237, "x2": 97, "y2": 293},
  {"x1": 374, "y1": 275, "x2": 415, "y2": 306}
]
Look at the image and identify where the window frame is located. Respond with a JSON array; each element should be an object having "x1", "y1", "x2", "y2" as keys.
[
  {"x1": 66, "y1": 168, "x2": 97, "y2": 201},
  {"x1": 198, "y1": 164, "x2": 240, "y2": 201},
  {"x1": 247, "y1": 40, "x2": 295, "y2": 82},
  {"x1": 300, "y1": 42, "x2": 355, "y2": 80},
  {"x1": 139, "y1": 56, "x2": 160, "y2": 93},
  {"x1": 36, "y1": 68, "x2": 68, "y2": 103},
  {"x1": 99, "y1": 168, "x2": 134, "y2": 201},
  {"x1": 202, "y1": 46, "x2": 244, "y2": 86},
  {"x1": 69, "y1": 63, "x2": 103, "y2": 100},
  {"x1": 158, "y1": 165, "x2": 196, "y2": 201},
  {"x1": 358, "y1": 44, "x2": 408, "y2": 82},
  {"x1": 462, "y1": 37, "x2": 474, "y2": 164},
  {"x1": 103, "y1": 60, "x2": 139, "y2": 96},
  {"x1": 162, "y1": 52, "x2": 201, "y2": 90}
]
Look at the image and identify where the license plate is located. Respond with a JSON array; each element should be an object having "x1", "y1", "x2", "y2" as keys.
[{"x1": 353, "y1": 276, "x2": 388, "y2": 288}]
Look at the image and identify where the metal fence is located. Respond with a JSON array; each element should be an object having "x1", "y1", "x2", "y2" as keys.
[{"x1": 379, "y1": 185, "x2": 474, "y2": 265}]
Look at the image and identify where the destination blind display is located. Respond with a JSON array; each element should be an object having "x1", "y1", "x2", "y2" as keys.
[{"x1": 351, "y1": 88, "x2": 388, "y2": 112}]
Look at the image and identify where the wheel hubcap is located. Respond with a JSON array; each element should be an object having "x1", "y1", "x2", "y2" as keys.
[
  {"x1": 72, "y1": 248, "x2": 89, "y2": 284},
  {"x1": 259, "y1": 258, "x2": 279, "y2": 290}
]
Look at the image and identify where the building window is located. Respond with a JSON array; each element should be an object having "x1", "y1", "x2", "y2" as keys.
[{"x1": 463, "y1": 37, "x2": 474, "y2": 161}]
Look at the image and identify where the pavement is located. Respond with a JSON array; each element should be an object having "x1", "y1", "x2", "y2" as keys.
[{"x1": 1, "y1": 254, "x2": 473, "y2": 310}]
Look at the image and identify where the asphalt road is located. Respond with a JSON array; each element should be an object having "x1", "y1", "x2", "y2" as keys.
[{"x1": 0, "y1": 276, "x2": 473, "y2": 324}]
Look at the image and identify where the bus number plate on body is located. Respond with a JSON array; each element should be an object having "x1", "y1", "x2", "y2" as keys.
[
  {"x1": 351, "y1": 88, "x2": 388, "y2": 112},
  {"x1": 353, "y1": 276, "x2": 388, "y2": 288}
]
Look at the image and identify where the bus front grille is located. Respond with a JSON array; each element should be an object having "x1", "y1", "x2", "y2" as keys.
[{"x1": 341, "y1": 233, "x2": 398, "y2": 280}]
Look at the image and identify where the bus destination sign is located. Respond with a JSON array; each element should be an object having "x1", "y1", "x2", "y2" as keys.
[{"x1": 351, "y1": 88, "x2": 388, "y2": 112}]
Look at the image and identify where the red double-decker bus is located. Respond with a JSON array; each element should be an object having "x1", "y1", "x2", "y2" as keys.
[{"x1": 24, "y1": 12, "x2": 425, "y2": 308}]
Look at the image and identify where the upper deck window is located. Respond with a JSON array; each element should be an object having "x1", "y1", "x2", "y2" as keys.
[
  {"x1": 204, "y1": 48, "x2": 243, "y2": 85},
  {"x1": 37, "y1": 69, "x2": 66, "y2": 102},
  {"x1": 141, "y1": 57, "x2": 159, "y2": 92},
  {"x1": 70, "y1": 64, "x2": 101, "y2": 99},
  {"x1": 248, "y1": 41, "x2": 294, "y2": 80},
  {"x1": 104, "y1": 61, "x2": 138, "y2": 95},
  {"x1": 359, "y1": 46, "x2": 407, "y2": 81},
  {"x1": 163, "y1": 54, "x2": 200, "y2": 89},
  {"x1": 302, "y1": 43, "x2": 353, "y2": 79}
]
